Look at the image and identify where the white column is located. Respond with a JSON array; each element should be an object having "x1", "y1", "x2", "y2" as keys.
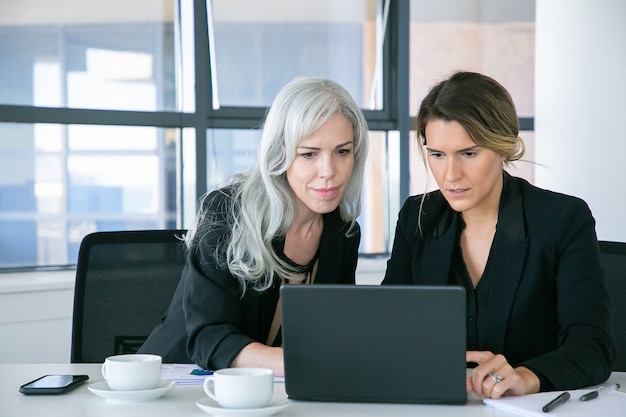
[{"x1": 535, "y1": 0, "x2": 626, "y2": 241}]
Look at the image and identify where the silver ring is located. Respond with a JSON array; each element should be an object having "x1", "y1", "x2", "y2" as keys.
[{"x1": 490, "y1": 373, "x2": 503, "y2": 384}]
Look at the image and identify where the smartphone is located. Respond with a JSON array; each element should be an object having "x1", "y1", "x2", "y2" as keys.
[{"x1": 19, "y1": 375, "x2": 89, "y2": 395}]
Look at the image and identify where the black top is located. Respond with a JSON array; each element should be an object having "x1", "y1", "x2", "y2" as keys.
[
  {"x1": 383, "y1": 172, "x2": 616, "y2": 391},
  {"x1": 139, "y1": 187, "x2": 360, "y2": 369},
  {"x1": 448, "y1": 225, "x2": 495, "y2": 353}
]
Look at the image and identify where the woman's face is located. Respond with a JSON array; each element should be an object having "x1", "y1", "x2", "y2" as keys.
[
  {"x1": 424, "y1": 119, "x2": 503, "y2": 215},
  {"x1": 286, "y1": 113, "x2": 355, "y2": 218}
]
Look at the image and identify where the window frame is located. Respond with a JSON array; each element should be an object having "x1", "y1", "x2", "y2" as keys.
[{"x1": 0, "y1": 0, "x2": 535, "y2": 269}]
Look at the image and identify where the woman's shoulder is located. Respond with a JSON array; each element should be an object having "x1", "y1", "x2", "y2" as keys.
[
  {"x1": 509, "y1": 175, "x2": 591, "y2": 211},
  {"x1": 198, "y1": 185, "x2": 239, "y2": 216},
  {"x1": 193, "y1": 185, "x2": 238, "y2": 241},
  {"x1": 505, "y1": 175, "x2": 595, "y2": 228}
]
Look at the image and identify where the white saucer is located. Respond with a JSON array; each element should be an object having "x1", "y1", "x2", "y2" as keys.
[
  {"x1": 196, "y1": 398, "x2": 289, "y2": 417},
  {"x1": 88, "y1": 380, "x2": 177, "y2": 402}
]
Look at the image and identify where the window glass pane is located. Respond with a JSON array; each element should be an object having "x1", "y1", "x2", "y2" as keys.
[
  {"x1": 0, "y1": 0, "x2": 179, "y2": 111},
  {"x1": 211, "y1": 0, "x2": 383, "y2": 109},
  {"x1": 182, "y1": 127, "x2": 197, "y2": 228},
  {"x1": 206, "y1": 129, "x2": 260, "y2": 190},
  {"x1": 0, "y1": 122, "x2": 180, "y2": 268},
  {"x1": 409, "y1": 0, "x2": 535, "y2": 117},
  {"x1": 360, "y1": 131, "x2": 387, "y2": 254}
]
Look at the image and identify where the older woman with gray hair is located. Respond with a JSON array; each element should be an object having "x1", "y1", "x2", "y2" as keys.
[{"x1": 140, "y1": 77, "x2": 369, "y2": 376}]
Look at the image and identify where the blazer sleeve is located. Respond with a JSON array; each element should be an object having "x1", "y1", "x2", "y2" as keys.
[
  {"x1": 181, "y1": 203, "x2": 265, "y2": 370},
  {"x1": 183, "y1": 206, "x2": 361, "y2": 370},
  {"x1": 182, "y1": 247, "x2": 260, "y2": 370},
  {"x1": 520, "y1": 197, "x2": 616, "y2": 389}
]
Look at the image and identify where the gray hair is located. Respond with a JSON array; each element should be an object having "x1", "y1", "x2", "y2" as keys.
[{"x1": 186, "y1": 77, "x2": 369, "y2": 292}]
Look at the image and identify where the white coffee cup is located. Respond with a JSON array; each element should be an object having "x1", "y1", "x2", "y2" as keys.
[
  {"x1": 101, "y1": 354, "x2": 162, "y2": 391},
  {"x1": 203, "y1": 368, "x2": 274, "y2": 409}
]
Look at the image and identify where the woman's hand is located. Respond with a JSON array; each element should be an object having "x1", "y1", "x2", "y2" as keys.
[
  {"x1": 466, "y1": 351, "x2": 540, "y2": 398},
  {"x1": 231, "y1": 343, "x2": 285, "y2": 377}
]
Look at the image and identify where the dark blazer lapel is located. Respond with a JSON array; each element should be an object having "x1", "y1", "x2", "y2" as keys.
[
  {"x1": 487, "y1": 173, "x2": 529, "y2": 353},
  {"x1": 421, "y1": 207, "x2": 458, "y2": 285}
]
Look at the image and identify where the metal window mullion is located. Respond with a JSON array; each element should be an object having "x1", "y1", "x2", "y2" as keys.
[
  {"x1": 193, "y1": 0, "x2": 210, "y2": 203},
  {"x1": 389, "y1": 0, "x2": 410, "y2": 203}
]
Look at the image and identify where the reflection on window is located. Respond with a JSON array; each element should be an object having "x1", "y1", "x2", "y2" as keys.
[
  {"x1": 0, "y1": 123, "x2": 179, "y2": 268},
  {"x1": 0, "y1": 0, "x2": 178, "y2": 111}
]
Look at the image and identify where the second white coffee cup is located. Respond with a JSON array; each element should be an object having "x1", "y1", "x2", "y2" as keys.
[
  {"x1": 203, "y1": 368, "x2": 274, "y2": 409},
  {"x1": 101, "y1": 354, "x2": 162, "y2": 391}
]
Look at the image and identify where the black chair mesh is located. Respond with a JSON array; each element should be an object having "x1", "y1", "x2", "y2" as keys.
[
  {"x1": 71, "y1": 230, "x2": 187, "y2": 363},
  {"x1": 599, "y1": 241, "x2": 626, "y2": 371}
]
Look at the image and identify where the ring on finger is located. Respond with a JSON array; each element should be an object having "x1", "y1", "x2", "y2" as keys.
[{"x1": 489, "y1": 372, "x2": 503, "y2": 384}]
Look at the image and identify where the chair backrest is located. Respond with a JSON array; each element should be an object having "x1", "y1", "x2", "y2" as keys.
[
  {"x1": 71, "y1": 229, "x2": 187, "y2": 363},
  {"x1": 598, "y1": 240, "x2": 626, "y2": 371}
]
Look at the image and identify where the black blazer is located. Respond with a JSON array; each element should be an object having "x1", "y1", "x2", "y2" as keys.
[
  {"x1": 383, "y1": 172, "x2": 615, "y2": 390},
  {"x1": 139, "y1": 189, "x2": 360, "y2": 370}
]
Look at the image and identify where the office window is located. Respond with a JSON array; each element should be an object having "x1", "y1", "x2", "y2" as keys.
[
  {"x1": 0, "y1": 0, "x2": 536, "y2": 270},
  {"x1": 0, "y1": 0, "x2": 182, "y2": 268}
]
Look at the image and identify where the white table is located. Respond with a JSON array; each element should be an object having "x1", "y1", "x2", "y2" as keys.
[{"x1": 1, "y1": 364, "x2": 624, "y2": 417}]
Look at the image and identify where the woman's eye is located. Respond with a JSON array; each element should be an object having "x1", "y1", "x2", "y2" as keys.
[
  {"x1": 337, "y1": 148, "x2": 352, "y2": 156},
  {"x1": 463, "y1": 151, "x2": 477, "y2": 158},
  {"x1": 300, "y1": 152, "x2": 315, "y2": 159},
  {"x1": 429, "y1": 152, "x2": 443, "y2": 159}
]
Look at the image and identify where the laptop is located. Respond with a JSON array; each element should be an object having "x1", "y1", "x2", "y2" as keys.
[{"x1": 280, "y1": 284, "x2": 467, "y2": 404}]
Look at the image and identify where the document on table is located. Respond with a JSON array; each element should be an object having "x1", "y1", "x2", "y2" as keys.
[
  {"x1": 483, "y1": 387, "x2": 626, "y2": 417},
  {"x1": 161, "y1": 364, "x2": 210, "y2": 385},
  {"x1": 160, "y1": 364, "x2": 285, "y2": 385}
]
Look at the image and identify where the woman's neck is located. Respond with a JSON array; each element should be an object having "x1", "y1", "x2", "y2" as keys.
[{"x1": 283, "y1": 213, "x2": 323, "y2": 266}]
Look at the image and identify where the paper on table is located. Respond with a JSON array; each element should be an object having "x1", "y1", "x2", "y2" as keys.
[
  {"x1": 160, "y1": 364, "x2": 286, "y2": 385},
  {"x1": 483, "y1": 387, "x2": 626, "y2": 417},
  {"x1": 161, "y1": 364, "x2": 209, "y2": 385}
]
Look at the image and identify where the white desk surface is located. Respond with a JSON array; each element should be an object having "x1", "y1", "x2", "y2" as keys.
[{"x1": 1, "y1": 363, "x2": 623, "y2": 417}]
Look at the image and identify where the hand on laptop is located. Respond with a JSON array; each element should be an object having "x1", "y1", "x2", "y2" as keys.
[{"x1": 466, "y1": 351, "x2": 540, "y2": 399}]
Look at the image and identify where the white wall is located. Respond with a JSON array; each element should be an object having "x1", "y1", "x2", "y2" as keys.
[
  {"x1": 0, "y1": 271, "x2": 74, "y2": 363},
  {"x1": 535, "y1": 0, "x2": 626, "y2": 242}
]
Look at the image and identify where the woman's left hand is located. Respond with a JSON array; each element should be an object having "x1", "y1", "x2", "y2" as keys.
[{"x1": 466, "y1": 351, "x2": 540, "y2": 398}]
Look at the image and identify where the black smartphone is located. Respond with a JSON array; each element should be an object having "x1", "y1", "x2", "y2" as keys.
[{"x1": 19, "y1": 375, "x2": 89, "y2": 395}]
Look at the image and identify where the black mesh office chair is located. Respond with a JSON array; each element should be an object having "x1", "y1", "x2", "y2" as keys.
[
  {"x1": 598, "y1": 240, "x2": 626, "y2": 371},
  {"x1": 71, "y1": 229, "x2": 187, "y2": 363}
]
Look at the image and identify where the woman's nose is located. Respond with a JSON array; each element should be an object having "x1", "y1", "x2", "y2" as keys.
[
  {"x1": 445, "y1": 158, "x2": 461, "y2": 181},
  {"x1": 319, "y1": 154, "x2": 335, "y2": 178}
]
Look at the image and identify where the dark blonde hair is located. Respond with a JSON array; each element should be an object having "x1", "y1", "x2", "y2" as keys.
[{"x1": 416, "y1": 71, "x2": 525, "y2": 164}]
